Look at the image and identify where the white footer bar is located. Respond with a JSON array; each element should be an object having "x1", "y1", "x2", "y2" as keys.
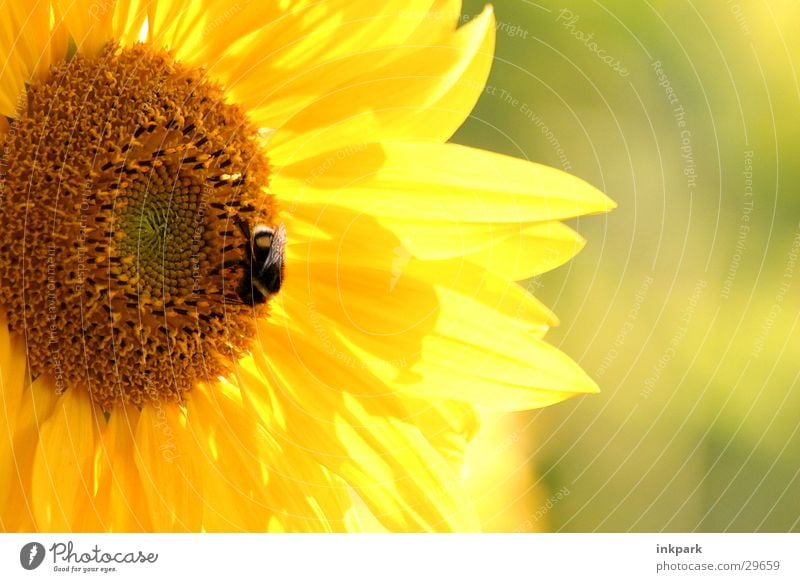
[{"x1": 1, "y1": 533, "x2": 798, "y2": 581}]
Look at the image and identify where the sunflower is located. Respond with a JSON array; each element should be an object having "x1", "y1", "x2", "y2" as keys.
[{"x1": 0, "y1": 1, "x2": 614, "y2": 532}]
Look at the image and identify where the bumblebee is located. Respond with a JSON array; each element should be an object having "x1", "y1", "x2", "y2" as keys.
[{"x1": 232, "y1": 216, "x2": 286, "y2": 305}]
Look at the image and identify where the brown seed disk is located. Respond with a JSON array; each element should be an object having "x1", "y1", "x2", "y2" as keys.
[{"x1": 0, "y1": 43, "x2": 276, "y2": 409}]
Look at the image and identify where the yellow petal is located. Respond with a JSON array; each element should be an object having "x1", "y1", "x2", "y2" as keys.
[
  {"x1": 282, "y1": 204, "x2": 558, "y2": 334},
  {"x1": 110, "y1": 0, "x2": 280, "y2": 50},
  {"x1": 340, "y1": 218, "x2": 529, "y2": 260},
  {"x1": 398, "y1": 257, "x2": 597, "y2": 409},
  {"x1": 331, "y1": 392, "x2": 479, "y2": 531},
  {"x1": 186, "y1": 382, "x2": 274, "y2": 532},
  {"x1": 0, "y1": 321, "x2": 31, "y2": 529},
  {"x1": 164, "y1": 0, "x2": 279, "y2": 62},
  {"x1": 279, "y1": 211, "x2": 595, "y2": 410},
  {"x1": 32, "y1": 386, "x2": 98, "y2": 531},
  {"x1": 109, "y1": 0, "x2": 150, "y2": 46},
  {"x1": 129, "y1": 1, "x2": 452, "y2": 129},
  {"x1": 95, "y1": 407, "x2": 152, "y2": 532},
  {"x1": 134, "y1": 403, "x2": 203, "y2": 531},
  {"x1": 463, "y1": 222, "x2": 587, "y2": 281},
  {"x1": 248, "y1": 313, "x2": 480, "y2": 531},
  {"x1": 0, "y1": 2, "x2": 68, "y2": 116},
  {"x1": 0, "y1": 318, "x2": 25, "y2": 454},
  {"x1": 401, "y1": 396, "x2": 479, "y2": 471},
  {"x1": 55, "y1": 0, "x2": 114, "y2": 56},
  {"x1": 403, "y1": 0, "x2": 463, "y2": 46},
  {"x1": 201, "y1": 0, "x2": 448, "y2": 128},
  {"x1": 269, "y1": 7, "x2": 495, "y2": 162},
  {"x1": 200, "y1": 0, "x2": 440, "y2": 69},
  {"x1": 232, "y1": 362, "x2": 357, "y2": 532},
  {"x1": 277, "y1": 140, "x2": 614, "y2": 223},
  {"x1": 260, "y1": 0, "x2": 444, "y2": 67},
  {"x1": 0, "y1": 376, "x2": 60, "y2": 531},
  {"x1": 276, "y1": 142, "x2": 613, "y2": 261},
  {"x1": 48, "y1": 9, "x2": 69, "y2": 68},
  {"x1": 152, "y1": 0, "x2": 281, "y2": 63}
]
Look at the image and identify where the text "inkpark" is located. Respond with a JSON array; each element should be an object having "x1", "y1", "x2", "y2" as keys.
[{"x1": 656, "y1": 544, "x2": 703, "y2": 556}]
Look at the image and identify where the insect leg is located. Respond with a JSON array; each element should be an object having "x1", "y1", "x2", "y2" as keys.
[
  {"x1": 209, "y1": 258, "x2": 246, "y2": 276},
  {"x1": 232, "y1": 215, "x2": 253, "y2": 263}
]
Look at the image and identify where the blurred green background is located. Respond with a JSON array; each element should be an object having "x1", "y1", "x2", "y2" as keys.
[{"x1": 455, "y1": 0, "x2": 800, "y2": 531}]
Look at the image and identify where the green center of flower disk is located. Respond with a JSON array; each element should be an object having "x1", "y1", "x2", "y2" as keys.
[{"x1": 0, "y1": 43, "x2": 276, "y2": 409}]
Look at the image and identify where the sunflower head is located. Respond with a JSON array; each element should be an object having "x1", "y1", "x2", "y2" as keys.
[{"x1": 0, "y1": 42, "x2": 276, "y2": 408}]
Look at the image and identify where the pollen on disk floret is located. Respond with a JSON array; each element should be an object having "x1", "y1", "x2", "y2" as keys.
[{"x1": 0, "y1": 43, "x2": 276, "y2": 409}]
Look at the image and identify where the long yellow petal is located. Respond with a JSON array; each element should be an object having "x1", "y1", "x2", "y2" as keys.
[
  {"x1": 400, "y1": 396, "x2": 479, "y2": 472},
  {"x1": 276, "y1": 217, "x2": 595, "y2": 411},
  {"x1": 203, "y1": 0, "x2": 439, "y2": 65},
  {"x1": 0, "y1": 375, "x2": 59, "y2": 531},
  {"x1": 0, "y1": 320, "x2": 30, "y2": 530},
  {"x1": 129, "y1": 1, "x2": 449, "y2": 130},
  {"x1": 276, "y1": 141, "x2": 614, "y2": 227},
  {"x1": 463, "y1": 222, "x2": 587, "y2": 281},
  {"x1": 403, "y1": 0, "x2": 463, "y2": 46},
  {"x1": 0, "y1": 2, "x2": 67, "y2": 116},
  {"x1": 186, "y1": 382, "x2": 274, "y2": 532},
  {"x1": 134, "y1": 403, "x2": 203, "y2": 531},
  {"x1": 109, "y1": 0, "x2": 150, "y2": 46},
  {"x1": 55, "y1": 0, "x2": 115, "y2": 56},
  {"x1": 247, "y1": 311, "x2": 480, "y2": 531},
  {"x1": 0, "y1": 319, "x2": 24, "y2": 466},
  {"x1": 397, "y1": 287, "x2": 599, "y2": 409},
  {"x1": 228, "y1": 372, "x2": 354, "y2": 532},
  {"x1": 269, "y1": 7, "x2": 495, "y2": 162},
  {"x1": 94, "y1": 407, "x2": 152, "y2": 532},
  {"x1": 31, "y1": 386, "x2": 98, "y2": 531},
  {"x1": 225, "y1": 0, "x2": 466, "y2": 127},
  {"x1": 344, "y1": 253, "x2": 600, "y2": 410},
  {"x1": 203, "y1": 0, "x2": 443, "y2": 124},
  {"x1": 231, "y1": 363, "x2": 358, "y2": 532},
  {"x1": 282, "y1": 203, "x2": 558, "y2": 332}
]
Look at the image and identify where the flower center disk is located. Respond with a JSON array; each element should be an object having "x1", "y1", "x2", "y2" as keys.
[{"x1": 0, "y1": 44, "x2": 275, "y2": 408}]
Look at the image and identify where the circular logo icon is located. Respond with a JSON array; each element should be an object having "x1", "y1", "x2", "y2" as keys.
[{"x1": 19, "y1": 542, "x2": 46, "y2": 570}]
